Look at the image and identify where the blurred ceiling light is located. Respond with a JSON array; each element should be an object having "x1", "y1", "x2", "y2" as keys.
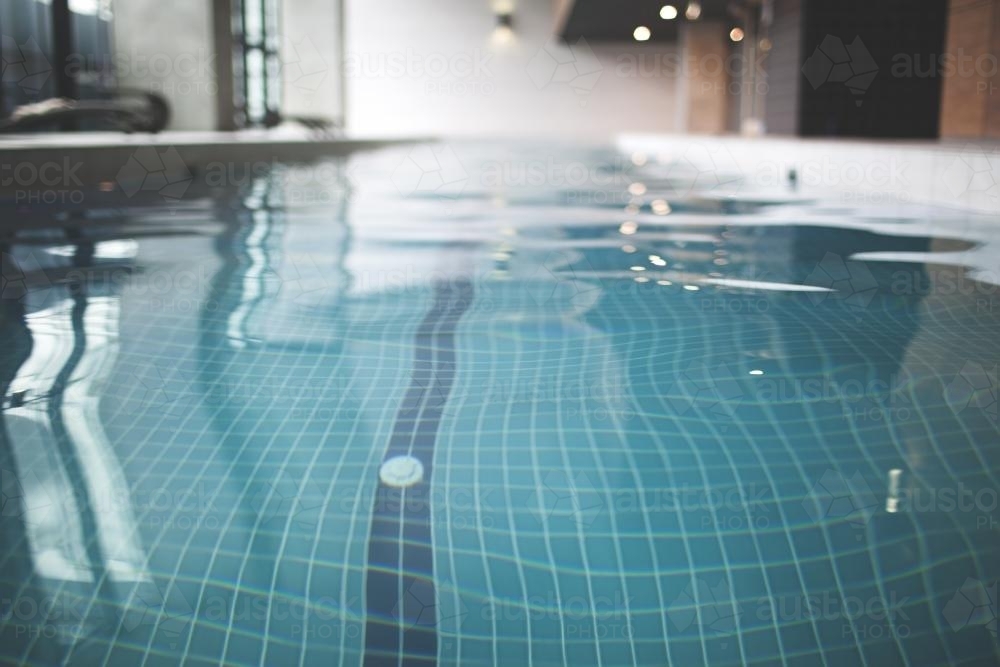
[
  {"x1": 631, "y1": 151, "x2": 648, "y2": 166},
  {"x1": 619, "y1": 221, "x2": 638, "y2": 235},
  {"x1": 491, "y1": 0, "x2": 516, "y2": 13},
  {"x1": 685, "y1": 2, "x2": 702, "y2": 20},
  {"x1": 488, "y1": 0, "x2": 516, "y2": 46},
  {"x1": 759, "y1": 37, "x2": 773, "y2": 52},
  {"x1": 660, "y1": 5, "x2": 678, "y2": 19},
  {"x1": 69, "y1": 0, "x2": 100, "y2": 15},
  {"x1": 633, "y1": 26, "x2": 652, "y2": 41},
  {"x1": 729, "y1": 27, "x2": 745, "y2": 43},
  {"x1": 492, "y1": 24, "x2": 515, "y2": 46},
  {"x1": 628, "y1": 182, "x2": 647, "y2": 196},
  {"x1": 886, "y1": 469, "x2": 902, "y2": 513}
]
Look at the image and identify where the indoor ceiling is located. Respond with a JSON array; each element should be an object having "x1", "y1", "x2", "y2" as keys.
[{"x1": 559, "y1": 0, "x2": 739, "y2": 43}]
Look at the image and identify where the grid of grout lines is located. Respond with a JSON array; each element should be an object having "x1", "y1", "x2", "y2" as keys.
[
  {"x1": 2, "y1": 196, "x2": 999, "y2": 667},
  {"x1": 429, "y1": 271, "x2": 1000, "y2": 666}
]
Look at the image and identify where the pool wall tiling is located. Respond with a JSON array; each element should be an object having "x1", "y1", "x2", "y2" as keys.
[
  {"x1": 619, "y1": 134, "x2": 1000, "y2": 214},
  {"x1": 0, "y1": 140, "x2": 998, "y2": 666}
]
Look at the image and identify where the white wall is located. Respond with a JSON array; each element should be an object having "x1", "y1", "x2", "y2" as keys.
[
  {"x1": 112, "y1": 0, "x2": 217, "y2": 131},
  {"x1": 109, "y1": 0, "x2": 684, "y2": 137},
  {"x1": 113, "y1": 0, "x2": 343, "y2": 131},
  {"x1": 345, "y1": 0, "x2": 683, "y2": 140},
  {"x1": 283, "y1": 0, "x2": 344, "y2": 125}
]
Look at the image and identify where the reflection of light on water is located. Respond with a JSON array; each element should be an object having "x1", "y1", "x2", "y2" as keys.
[
  {"x1": 227, "y1": 210, "x2": 271, "y2": 348},
  {"x1": 491, "y1": 25, "x2": 515, "y2": 47},
  {"x1": 651, "y1": 199, "x2": 671, "y2": 215},
  {"x1": 660, "y1": 5, "x2": 678, "y2": 20},
  {"x1": 701, "y1": 277, "x2": 834, "y2": 293},
  {"x1": 886, "y1": 469, "x2": 903, "y2": 513},
  {"x1": 6, "y1": 285, "x2": 149, "y2": 584},
  {"x1": 47, "y1": 240, "x2": 138, "y2": 259},
  {"x1": 851, "y1": 249, "x2": 1000, "y2": 289}
]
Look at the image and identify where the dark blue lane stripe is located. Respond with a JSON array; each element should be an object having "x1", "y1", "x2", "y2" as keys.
[{"x1": 364, "y1": 280, "x2": 473, "y2": 667}]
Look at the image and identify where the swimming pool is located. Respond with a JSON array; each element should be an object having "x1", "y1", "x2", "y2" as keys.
[{"x1": 1, "y1": 141, "x2": 998, "y2": 666}]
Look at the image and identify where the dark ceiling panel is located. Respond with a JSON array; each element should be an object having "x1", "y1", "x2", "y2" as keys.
[{"x1": 560, "y1": 0, "x2": 735, "y2": 43}]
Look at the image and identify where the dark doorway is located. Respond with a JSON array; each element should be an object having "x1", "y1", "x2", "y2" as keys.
[{"x1": 798, "y1": 0, "x2": 949, "y2": 138}]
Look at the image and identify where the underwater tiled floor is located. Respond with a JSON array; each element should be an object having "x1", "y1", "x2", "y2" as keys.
[{"x1": 1, "y1": 144, "x2": 998, "y2": 666}]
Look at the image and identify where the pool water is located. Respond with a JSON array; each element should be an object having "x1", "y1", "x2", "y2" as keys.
[{"x1": 1, "y1": 142, "x2": 998, "y2": 666}]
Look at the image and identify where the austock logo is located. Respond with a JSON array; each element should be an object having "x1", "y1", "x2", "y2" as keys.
[
  {"x1": 665, "y1": 362, "x2": 744, "y2": 428},
  {"x1": 1, "y1": 252, "x2": 52, "y2": 303},
  {"x1": 249, "y1": 468, "x2": 326, "y2": 531},
  {"x1": 120, "y1": 362, "x2": 193, "y2": 420},
  {"x1": 516, "y1": 249, "x2": 601, "y2": 311},
  {"x1": 804, "y1": 252, "x2": 879, "y2": 310},
  {"x1": 116, "y1": 147, "x2": 193, "y2": 201},
  {"x1": 527, "y1": 469, "x2": 605, "y2": 527},
  {"x1": 402, "y1": 359, "x2": 459, "y2": 418},
  {"x1": 391, "y1": 145, "x2": 468, "y2": 196},
  {"x1": 282, "y1": 35, "x2": 328, "y2": 93},
  {"x1": 942, "y1": 146, "x2": 1000, "y2": 207},
  {"x1": 661, "y1": 144, "x2": 743, "y2": 199},
  {"x1": 264, "y1": 252, "x2": 336, "y2": 304},
  {"x1": 667, "y1": 577, "x2": 741, "y2": 641},
  {"x1": 116, "y1": 580, "x2": 195, "y2": 649},
  {"x1": 1, "y1": 35, "x2": 51, "y2": 95},
  {"x1": 393, "y1": 577, "x2": 468, "y2": 635},
  {"x1": 802, "y1": 35, "x2": 878, "y2": 105},
  {"x1": 1, "y1": 467, "x2": 58, "y2": 527},
  {"x1": 943, "y1": 578, "x2": 997, "y2": 640},
  {"x1": 526, "y1": 38, "x2": 603, "y2": 103},
  {"x1": 945, "y1": 361, "x2": 998, "y2": 424},
  {"x1": 803, "y1": 469, "x2": 879, "y2": 534}
]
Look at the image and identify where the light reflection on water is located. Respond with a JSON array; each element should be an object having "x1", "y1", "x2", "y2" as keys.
[{"x1": 0, "y1": 143, "x2": 998, "y2": 666}]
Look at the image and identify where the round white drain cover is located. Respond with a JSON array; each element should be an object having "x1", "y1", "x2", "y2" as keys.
[{"x1": 379, "y1": 455, "x2": 425, "y2": 488}]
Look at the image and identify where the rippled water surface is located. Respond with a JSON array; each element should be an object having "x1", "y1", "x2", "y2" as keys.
[{"x1": 1, "y1": 143, "x2": 998, "y2": 666}]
